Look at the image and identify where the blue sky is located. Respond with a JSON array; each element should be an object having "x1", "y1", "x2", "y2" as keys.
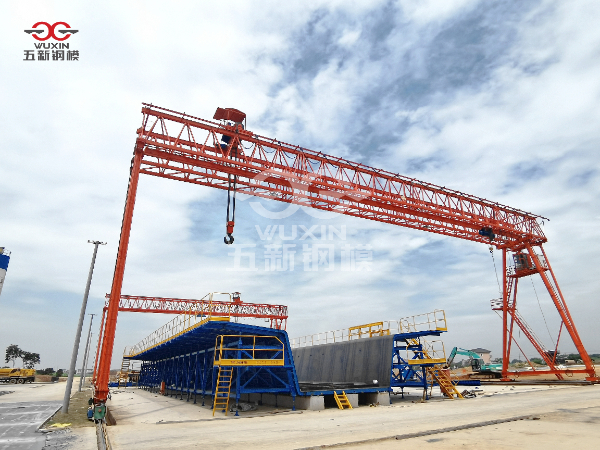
[{"x1": 1, "y1": 0, "x2": 599, "y2": 370}]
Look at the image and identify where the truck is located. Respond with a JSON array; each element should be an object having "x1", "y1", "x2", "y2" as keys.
[
  {"x1": 0, "y1": 368, "x2": 36, "y2": 383},
  {"x1": 447, "y1": 347, "x2": 503, "y2": 378}
]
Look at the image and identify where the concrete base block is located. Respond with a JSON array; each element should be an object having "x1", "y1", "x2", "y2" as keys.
[
  {"x1": 239, "y1": 393, "x2": 324, "y2": 410},
  {"x1": 295, "y1": 395, "x2": 325, "y2": 410},
  {"x1": 345, "y1": 393, "x2": 359, "y2": 408},
  {"x1": 360, "y1": 391, "x2": 390, "y2": 406}
]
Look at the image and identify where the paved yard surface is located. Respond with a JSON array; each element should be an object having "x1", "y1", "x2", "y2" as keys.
[
  {"x1": 107, "y1": 384, "x2": 600, "y2": 449},
  {"x1": 0, "y1": 383, "x2": 95, "y2": 450},
  {"x1": 0, "y1": 401, "x2": 61, "y2": 450}
]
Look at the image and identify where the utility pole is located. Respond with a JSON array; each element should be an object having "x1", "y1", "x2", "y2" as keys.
[
  {"x1": 78, "y1": 314, "x2": 95, "y2": 392},
  {"x1": 62, "y1": 240, "x2": 106, "y2": 413}
]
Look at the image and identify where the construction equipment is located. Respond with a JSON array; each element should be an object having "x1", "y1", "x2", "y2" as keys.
[
  {"x1": 447, "y1": 347, "x2": 502, "y2": 377},
  {"x1": 93, "y1": 104, "x2": 597, "y2": 404},
  {"x1": 0, "y1": 368, "x2": 35, "y2": 384}
]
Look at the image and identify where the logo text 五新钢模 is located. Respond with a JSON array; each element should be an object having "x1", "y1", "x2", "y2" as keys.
[{"x1": 23, "y1": 22, "x2": 80, "y2": 61}]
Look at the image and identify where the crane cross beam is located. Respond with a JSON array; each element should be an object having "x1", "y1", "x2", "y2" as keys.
[
  {"x1": 137, "y1": 105, "x2": 546, "y2": 249},
  {"x1": 104, "y1": 294, "x2": 288, "y2": 322}
]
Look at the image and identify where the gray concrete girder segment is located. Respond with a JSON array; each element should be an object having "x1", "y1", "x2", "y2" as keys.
[
  {"x1": 292, "y1": 335, "x2": 395, "y2": 388},
  {"x1": 0, "y1": 401, "x2": 61, "y2": 450}
]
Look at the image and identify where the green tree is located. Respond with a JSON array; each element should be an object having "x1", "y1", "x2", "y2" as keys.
[
  {"x1": 5, "y1": 344, "x2": 22, "y2": 368},
  {"x1": 21, "y1": 352, "x2": 40, "y2": 369}
]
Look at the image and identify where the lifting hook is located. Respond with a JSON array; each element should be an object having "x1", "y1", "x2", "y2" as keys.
[{"x1": 224, "y1": 220, "x2": 235, "y2": 245}]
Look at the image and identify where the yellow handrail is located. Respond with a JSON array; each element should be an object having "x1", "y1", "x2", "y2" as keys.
[
  {"x1": 126, "y1": 293, "x2": 235, "y2": 357},
  {"x1": 213, "y1": 335, "x2": 285, "y2": 367},
  {"x1": 291, "y1": 309, "x2": 447, "y2": 348},
  {"x1": 348, "y1": 322, "x2": 391, "y2": 338}
]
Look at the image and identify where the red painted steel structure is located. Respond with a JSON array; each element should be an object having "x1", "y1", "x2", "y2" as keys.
[
  {"x1": 101, "y1": 294, "x2": 287, "y2": 325},
  {"x1": 94, "y1": 104, "x2": 597, "y2": 403},
  {"x1": 91, "y1": 294, "x2": 287, "y2": 382}
]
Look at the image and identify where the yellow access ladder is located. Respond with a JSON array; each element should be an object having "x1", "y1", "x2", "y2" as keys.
[
  {"x1": 118, "y1": 357, "x2": 130, "y2": 387},
  {"x1": 334, "y1": 391, "x2": 353, "y2": 409},
  {"x1": 427, "y1": 367, "x2": 463, "y2": 399},
  {"x1": 213, "y1": 367, "x2": 233, "y2": 416}
]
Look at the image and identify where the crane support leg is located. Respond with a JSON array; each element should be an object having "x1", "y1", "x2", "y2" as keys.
[
  {"x1": 501, "y1": 248, "x2": 508, "y2": 378},
  {"x1": 94, "y1": 145, "x2": 144, "y2": 402},
  {"x1": 499, "y1": 244, "x2": 598, "y2": 382},
  {"x1": 526, "y1": 244, "x2": 598, "y2": 381},
  {"x1": 92, "y1": 308, "x2": 106, "y2": 383}
]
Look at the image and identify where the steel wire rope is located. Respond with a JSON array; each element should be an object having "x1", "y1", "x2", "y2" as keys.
[
  {"x1": 492, "y1": 310, "x2": 529, "y2": 362},
  {"x1": 489, "y1": 247, "x2": 502, "y2": 296},
  {"x1": 530, "y1": 276, "x2": 555, "y2": 347}
]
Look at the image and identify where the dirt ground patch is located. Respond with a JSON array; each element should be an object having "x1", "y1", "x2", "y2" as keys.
[{"x1": 44, "y1": 386, "x2": 95, "y2": 429}]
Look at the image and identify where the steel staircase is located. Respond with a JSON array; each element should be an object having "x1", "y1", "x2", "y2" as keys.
[
  {"x1": 426, "y1": 367, "x2": 463, "y2": 399},
  {"x1": 213, "y1": 367, "x2": 233, "y2": 416},
  {"x1": 404, "y1": 336, "x2": 463, "y2": 399},
  {"x1": 118, "y1": 357, "x2": 130, "y2": 387},
  {"x1": 334, "y1": 391, "x2": 353, "y2": 409}
]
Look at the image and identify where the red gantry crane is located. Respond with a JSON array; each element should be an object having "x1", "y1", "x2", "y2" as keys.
[{"x1": 93, "y1": 104, "x2": 598, "y2": 404}]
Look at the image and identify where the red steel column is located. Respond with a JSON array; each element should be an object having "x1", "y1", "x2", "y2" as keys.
[
  {"x1": 501, "y1": 248, "x2": 510, "y2": 380},
  {"x1": 95, "y1": 143, "x2": 144, "y2": 402},
  {"x1": 91, "y1": 308, "x2": 106, "y2": 382}
]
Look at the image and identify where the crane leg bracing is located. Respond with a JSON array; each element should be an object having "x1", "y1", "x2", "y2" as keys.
[
  {"x1": 93, "y1": 104, "x2": 597, "y2": 404},
  {"x1": 494, "y1": 245, "x2": 596, "y2": 381}
]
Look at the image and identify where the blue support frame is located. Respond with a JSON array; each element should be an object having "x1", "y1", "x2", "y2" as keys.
[
  {"x1": 389, "y1": 330, "x2": 446, "y2": 399},
  {"x1": 135, "y1": 322, "x2": 300, "y2": 410}
]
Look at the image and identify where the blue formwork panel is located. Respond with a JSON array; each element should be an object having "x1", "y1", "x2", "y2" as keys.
[{"x1": 133, "y1": 322, "x2": 301, "y2": 405}]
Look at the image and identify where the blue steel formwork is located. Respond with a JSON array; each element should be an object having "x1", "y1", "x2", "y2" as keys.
[
  {"x1": 132, "y1": 320, "x2": 391, "y2": 411},
  {"x1": 132, "y1": 321, "x2": 299, "y2": 408}
]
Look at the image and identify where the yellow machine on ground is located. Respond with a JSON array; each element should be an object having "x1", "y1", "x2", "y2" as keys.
[{"x1": 0, "y1": 368, "x2": 36, "y2": 383}]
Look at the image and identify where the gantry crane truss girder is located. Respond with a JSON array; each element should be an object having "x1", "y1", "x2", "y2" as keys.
[
  {"x1": 94, "y1": 104, "x2": 597, "y2": 405},
  {"x1": 136, "y1": 104, "x2": 546, "y2": 250},
  {"x1": 103, "y1": 294, "x2": 288, "y2": 324}
]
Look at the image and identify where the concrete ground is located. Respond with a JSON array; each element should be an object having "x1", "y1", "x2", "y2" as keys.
[
  {"x1": 0, "y1": 382, "x2": 96, "y2": 450},
  {"x1": 107, "y1": 383, "x2": 600, "y2": 449}
]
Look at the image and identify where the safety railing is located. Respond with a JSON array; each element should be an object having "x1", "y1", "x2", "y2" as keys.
[
  {"x1": 399, "y1": 309, "x2": 447, "y2": 334},
  {"x1": 127, "y1": 293, "x2": 233, "y2": 356},
  {"x1": 508, "y1": 252, "x2": 548, "y2": 277},
  {"x1": 405, "y1": 339, "x2": 447, "y2": 365},
  {"x1": 348, "y1": 321, "x2": 391, "y2": 339},
  {"x1": 291, "y1": 310, "x2": 447, "y2": 348},
  {"x1": 213, "y1": 335, "x2": 285, "y2": 366}
]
